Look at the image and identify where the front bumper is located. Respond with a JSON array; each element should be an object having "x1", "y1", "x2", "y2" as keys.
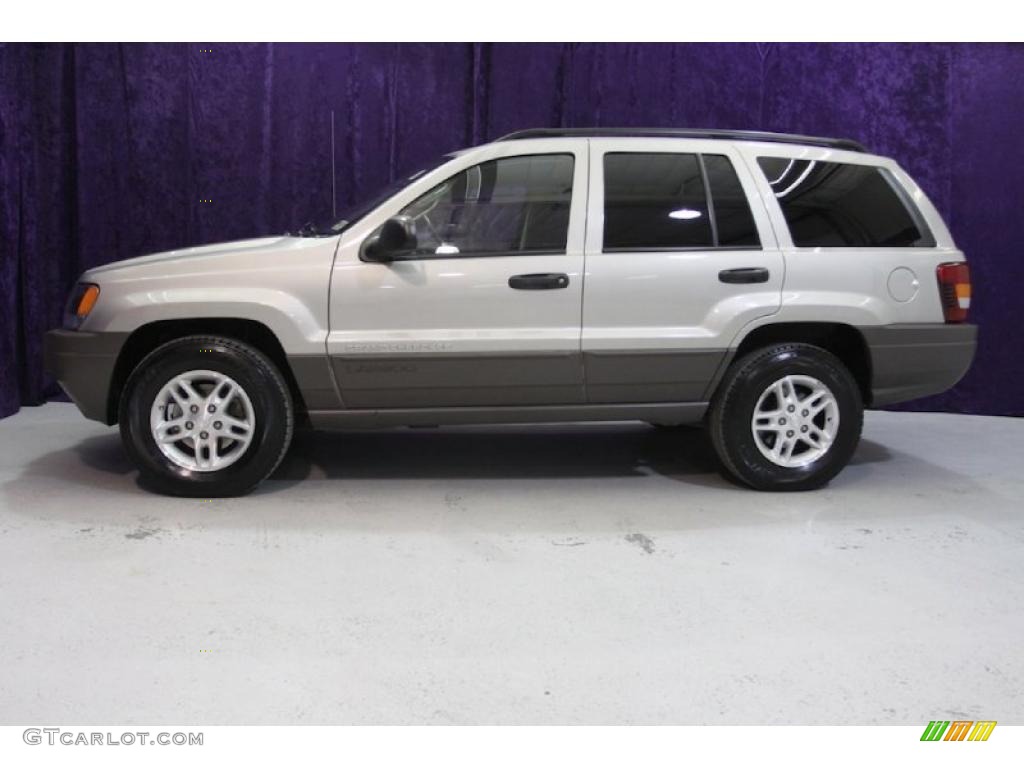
[
  {"x1": 860, "y1": 323, "x2": 977, "y2": 406},
  {"x1": 43, "y1": 329, "x2": 128, "y2": 424}
]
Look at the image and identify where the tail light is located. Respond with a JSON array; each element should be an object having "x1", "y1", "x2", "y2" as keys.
[{"x1": 936, "y1": 262, "x2": 971, "y2": 323}]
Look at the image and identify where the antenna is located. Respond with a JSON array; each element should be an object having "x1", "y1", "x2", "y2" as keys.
[{"x1": 330, "y1": 109, "x2": 337, "y2": 219}]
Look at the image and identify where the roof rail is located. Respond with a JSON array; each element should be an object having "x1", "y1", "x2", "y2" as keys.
[{"x1": 495, "y1": 127, "x2": 867, "y2": 153}]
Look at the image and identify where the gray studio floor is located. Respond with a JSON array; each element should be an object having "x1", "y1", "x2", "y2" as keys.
[{"x1": 1, "y1": 402, "x2": 1022, "y2": 725}]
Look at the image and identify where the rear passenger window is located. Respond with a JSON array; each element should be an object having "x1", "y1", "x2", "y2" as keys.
[
  {"x1": 757, "y1": 158, "x2": 935, "y2": 247},
  {"x1": 703, "y1": 155, "x2": 760, "y2": 247},
  {"x1": 603, "y1": 153, "x2": 713, "y2": 250},
  {"x1": 602, "y1": 153, "x2": 760, "y2": 251}
]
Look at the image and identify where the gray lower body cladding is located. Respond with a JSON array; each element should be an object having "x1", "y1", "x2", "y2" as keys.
[
  {"x1": 43, "y1": 329, "x2": 128, "y2": 423},
  {"x1": 583, "y1": 349, "x2": 727, "y2": 403},
  {"x1": 325, "y1": 324, "x2": 976, "y2": 417},
  {"x1": 330, "y1": 352, "x2": 584, "y2": 408},
  {"x1": 858, "y1": 323, "x2": 977, "y2": 406},
  {"x1": 44, "y1": 322, "x2": 976, "y2": 427},
  {"x1": 287, "y1": 355, "x2": 342, "y2": 410},
  {"x1": 329, "y1": 349, "x2": 726, "y2": 409}
]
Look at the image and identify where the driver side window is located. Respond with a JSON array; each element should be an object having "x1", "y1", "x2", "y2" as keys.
[{"x1": 395, "y1": 153, "x2": 574, "y2": 258}]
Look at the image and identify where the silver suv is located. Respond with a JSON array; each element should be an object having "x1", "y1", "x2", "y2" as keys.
[{"x1": 44, "y1": 128, "x2": 977, "y2": 496}]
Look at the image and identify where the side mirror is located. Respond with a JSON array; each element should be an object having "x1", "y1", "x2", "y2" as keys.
[{"x1": 362, "y1": 216, "x2": 417, "y2": 262}]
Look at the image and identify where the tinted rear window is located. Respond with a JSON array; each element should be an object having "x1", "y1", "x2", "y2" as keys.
[
  {"x1": 757, "y1": 158, "x2": 934, "y2": 247},
  {"x1": 603, "y1": 153, "x2": 712, "y2": 250}
]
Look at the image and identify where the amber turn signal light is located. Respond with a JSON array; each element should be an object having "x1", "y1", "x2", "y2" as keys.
[
  {"x1": 75, "y1": 284, "x2": 100, "y2": 317},
  {"x1": 63, "y1": 283, "x2": 101, "y2": 330}
]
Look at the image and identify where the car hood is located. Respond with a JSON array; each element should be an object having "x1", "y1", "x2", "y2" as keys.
[{"x1": 83, "y1": 236, "x2": 323, "y2": 277}]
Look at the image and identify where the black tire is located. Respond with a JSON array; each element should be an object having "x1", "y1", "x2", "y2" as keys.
[
  {"x1": 708, "y1": 343, "x2": 863, "y2": 491},
  {"x1": 119, "y1": 335, "x2": 294, "y2": 497}
]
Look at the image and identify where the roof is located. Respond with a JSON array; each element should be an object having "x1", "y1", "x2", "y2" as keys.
[{"x1": 495, "y1": 127, "x2": 867, "y2": 153}]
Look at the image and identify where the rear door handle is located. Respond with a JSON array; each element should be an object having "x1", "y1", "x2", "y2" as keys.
[
  {"x1": 718, "y1": 267, "x2": 770, "y2": 284},
  {"x1": 508, "y1": 273, "x2": 570, "y2": 290}
]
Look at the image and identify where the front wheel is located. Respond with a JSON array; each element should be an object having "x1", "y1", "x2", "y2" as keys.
[
  {"x1": 708, "y1": 343, "x2": 863, "y2": 491},
  {"x1": 119, "y1": 336, "x2": 294, "y2": 497}
]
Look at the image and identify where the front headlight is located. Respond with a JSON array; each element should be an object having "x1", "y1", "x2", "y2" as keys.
[{"x1": 62, "y1": 283, "x2": 100, "y2": 330}]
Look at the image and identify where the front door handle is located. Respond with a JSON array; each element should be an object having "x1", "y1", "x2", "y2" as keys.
[
  {"x1": 508, "y1": 273, "x2": 570, "y2": 290},
  {"x1": 718, "y1": 267, "x2": 770, "y2": 284}
]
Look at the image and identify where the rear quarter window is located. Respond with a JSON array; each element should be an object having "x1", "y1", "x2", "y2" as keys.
[
  {"x1": 703, "y1": 154, "x2": 759, "y2": 247},
  {"x1": 757, "y1": 158, "x2": 935, "y2": 248}
]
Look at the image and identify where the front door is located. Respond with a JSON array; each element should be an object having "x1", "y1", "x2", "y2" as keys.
[
  {"x1": 581, "y1": 139, "x2": 784, "y2": 403},
  {"x1": 328, "y1": 141, "x2": 588, "y2": 409}
]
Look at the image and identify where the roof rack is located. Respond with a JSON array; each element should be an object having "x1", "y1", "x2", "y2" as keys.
[{"x1": 495, "y1": 127, "x2": 867, "y2": 153}]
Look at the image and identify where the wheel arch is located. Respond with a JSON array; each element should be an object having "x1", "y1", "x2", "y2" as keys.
[
  {"x1": 107, "y1": 318, "x2": 309, "y2": 426},
  {"x1": 712, "y1": 321, "x2": 873, "y2": 407}
]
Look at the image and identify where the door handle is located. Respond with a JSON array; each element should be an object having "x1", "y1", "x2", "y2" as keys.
[
  {"x1": 718, "y1": 267, "x2": 770, "y2": 284},
  {"x1": 508, "y1": 273, "x2": 570, "y2": 290}
]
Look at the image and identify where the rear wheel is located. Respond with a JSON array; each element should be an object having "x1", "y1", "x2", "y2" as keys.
[
  {"x1": 709, "y1": 343, "x2": 862, "y2": 491},
  {"x1": 119, "y1": 336, "x2": 293, "y2": 497}
]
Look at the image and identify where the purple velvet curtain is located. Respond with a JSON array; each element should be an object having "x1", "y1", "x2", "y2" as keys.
[{"x1": 1, "y1": 43, "x2": 1022, "y2": 419}]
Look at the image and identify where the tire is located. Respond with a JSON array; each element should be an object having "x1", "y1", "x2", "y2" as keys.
[
  {"x1": 708, "y1": 343, "x2": 863, "y2": 491},
  {"x1": 119, "y1": 335, "x2": 294, "y2": 497}
]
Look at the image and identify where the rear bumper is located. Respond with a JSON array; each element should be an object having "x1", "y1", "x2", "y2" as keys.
[
  {"x1": 860, "y1": 323, "x2": 977, "y2": 406},
  {"x1": 43, "y1": 329, "x2": 128, "y2": 424}
]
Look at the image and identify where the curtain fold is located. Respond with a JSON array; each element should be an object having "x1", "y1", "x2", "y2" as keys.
[{"x1": 1, "y1": 43, "x2": 1021, "y2": 418}]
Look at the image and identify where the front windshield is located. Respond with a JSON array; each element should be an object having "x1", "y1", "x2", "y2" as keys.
[{"x1": 295, "y1": 154, "x2": 457, "y2": 237}]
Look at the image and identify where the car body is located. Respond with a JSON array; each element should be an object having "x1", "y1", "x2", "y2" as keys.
[{"x1": 44, "y1": 128, "x2": 977, "y2": 495}]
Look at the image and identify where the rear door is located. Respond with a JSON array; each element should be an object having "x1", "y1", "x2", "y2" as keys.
[
  {"x1": 582, "y1": 139, "x2": 783, "y2": 403},
  {"x1": 328, "y1": 140, "x2": 588, "y2": 408}
]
